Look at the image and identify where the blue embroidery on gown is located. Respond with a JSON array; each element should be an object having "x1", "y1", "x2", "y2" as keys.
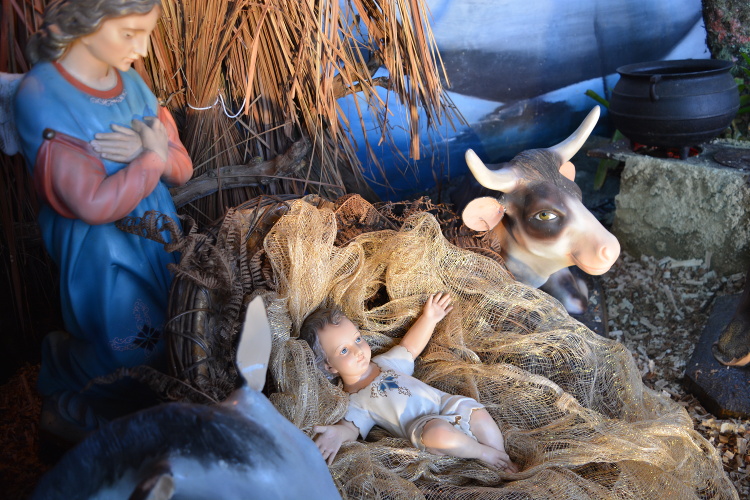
[{"x1": 371, "y1": 370, "x2": 412, "y2": 398}]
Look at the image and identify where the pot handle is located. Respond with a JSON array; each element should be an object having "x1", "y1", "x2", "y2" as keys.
[{"x1": 649, "y1": 75, "x2": 662, "y2": 102}]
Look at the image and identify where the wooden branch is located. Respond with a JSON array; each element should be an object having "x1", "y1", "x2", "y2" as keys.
[{"x1": 170, "y1": 137, "x2": 310, "y2": 208}]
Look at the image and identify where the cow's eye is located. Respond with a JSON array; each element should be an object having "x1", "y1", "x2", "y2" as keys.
[{"x1": 534, "y1": 211, "x2": 558, "y2": 221}]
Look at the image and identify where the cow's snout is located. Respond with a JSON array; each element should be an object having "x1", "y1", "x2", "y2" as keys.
[
  {"x1": 599, "y1": 237, "x2": 620, "y2": 266},
  {"x1": 569, "y1": 227, "x2": 620, "y2": 276},
  {"x1": 578, "y1": 233, "x2": 620, "y2": 275}
]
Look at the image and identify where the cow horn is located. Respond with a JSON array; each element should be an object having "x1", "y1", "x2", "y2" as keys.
[
  {"x1": 547, "y1": 106, "x2": 600, "y2": 163},
  {"x1": 465, "y1": 149, "x2": 519, "y2": 192}
]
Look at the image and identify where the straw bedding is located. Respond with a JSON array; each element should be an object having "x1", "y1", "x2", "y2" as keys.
[{"x1": 157, "y1": 194, "x2": 736, "y2": 499}]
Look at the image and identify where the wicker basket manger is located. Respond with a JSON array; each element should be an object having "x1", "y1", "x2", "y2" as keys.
[{"x1": 154, "y1": 193, "x2": 736, "y2": 500}]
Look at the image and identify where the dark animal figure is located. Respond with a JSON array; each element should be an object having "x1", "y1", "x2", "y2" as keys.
[
  {"x1": 30, "y1": 297, "x2": 341, "y2": 500},
  {"x1": 454, "y1": 107, "x2": 620, "y2": 314},
  {"x1": 713, "y1": 268, "x2": 750, "y2": 367}
]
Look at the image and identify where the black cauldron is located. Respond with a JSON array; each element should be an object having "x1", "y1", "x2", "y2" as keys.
[{"x1": 609, "y1": 59, "x2": 739, "y2": 157}]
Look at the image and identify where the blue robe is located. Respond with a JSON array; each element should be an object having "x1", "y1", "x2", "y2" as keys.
[{"x1": 14, "y1": 62, "x2": 187, "y2": 397}]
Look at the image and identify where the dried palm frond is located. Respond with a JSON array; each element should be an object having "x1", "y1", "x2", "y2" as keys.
[
  {"x1": 138, "y1": 0, "x2": 185, "y2": 108},
  {"x1": 143, "y1": 0, "x2": 462, "y2": 223}
]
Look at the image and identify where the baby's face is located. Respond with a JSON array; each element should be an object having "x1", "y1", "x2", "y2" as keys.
[{"x1": 318, "y1": 317, "x2": 372, "y2": 381}]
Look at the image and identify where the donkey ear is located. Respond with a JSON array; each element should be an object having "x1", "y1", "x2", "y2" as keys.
[
  {"x1": 236, "y1": 296, "x2": 272, "y2": 391},
  {"x1": 462, "y1": 197, "x2": 506, "y2": 232},
  {"x1": 559, "y1": 161, "x2": 576, "y2": 181}
]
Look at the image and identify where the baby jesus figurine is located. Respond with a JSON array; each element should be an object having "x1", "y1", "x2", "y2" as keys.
[{"x1": 299, "y1": 293, "x2": 518, "y2": 471}]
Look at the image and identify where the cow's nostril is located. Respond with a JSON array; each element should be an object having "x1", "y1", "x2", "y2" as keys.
[
  {"x1": 600, "y1": 241, "x2": 620, "y2": 263},
  {"x1": 600, "y1": 246, "x2": 609, "y2": 261},
  {"x1": 598, "y1": 244, "x2": 613, "y2": 263}
]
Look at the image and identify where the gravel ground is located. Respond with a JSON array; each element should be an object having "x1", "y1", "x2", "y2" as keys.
[{"x1": 600, "y1": 251, "x2": 748, "y2": 498}]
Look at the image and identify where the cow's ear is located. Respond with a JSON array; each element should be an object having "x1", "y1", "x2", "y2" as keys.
[
  {"x1": 462, "y1": 197, "x2": 505, "y2": 232},
  {"x1": 559, "y1": 161, "x2": 576, "y2": 181}
]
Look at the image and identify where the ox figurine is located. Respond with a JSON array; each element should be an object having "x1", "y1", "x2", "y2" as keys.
[
  {"x1": 30, "y1": 297, "x2": 341, "y2": 500},
  {"x1": 459, "y1": 106, "x2": 620, "y2": 314}
]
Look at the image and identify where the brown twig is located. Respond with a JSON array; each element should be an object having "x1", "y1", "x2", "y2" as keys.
[{"x1": 171, "y1": 137, "x2": 313, "y2": 207}]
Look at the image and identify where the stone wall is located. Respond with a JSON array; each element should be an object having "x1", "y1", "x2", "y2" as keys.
[{"x1": 613, "y1": 143, "x2": 750, "y2": 275}]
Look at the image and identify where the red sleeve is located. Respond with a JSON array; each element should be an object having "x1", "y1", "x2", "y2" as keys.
[
  {"x1": 157, "y1": 106, "x2": 193, "y2": 186},
  {"x1": 34, "y1": 129, "x2": 164, "y2": 225}
]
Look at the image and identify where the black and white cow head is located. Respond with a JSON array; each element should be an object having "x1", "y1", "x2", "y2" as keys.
[{"x1": 460, "y1": 107, "x2": 620, "y2": 314}]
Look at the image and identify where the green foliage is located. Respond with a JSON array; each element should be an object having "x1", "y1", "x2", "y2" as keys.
[
  {"x1": 584, "y1": 89, "x2": 609, "y2": 109},
  {"x1": 738, "y1": 52, "x2": 750, "y2": 114},
  {"x1": 592, "y1": 130, "x2": 625, "y2": 190},
  {"x1": 584, "y1": 89, "x2": 622, "y2": 190},
  {"x1": 727, "y1": 52, "x2": 750, "y2": 140}
]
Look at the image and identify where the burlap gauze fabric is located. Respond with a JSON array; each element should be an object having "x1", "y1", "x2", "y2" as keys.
[{"x1": 253, "y1": 196, "x2": 736, "y2": 499}]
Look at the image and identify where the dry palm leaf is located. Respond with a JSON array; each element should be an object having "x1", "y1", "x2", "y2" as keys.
[{"x1": 144, "y1": 0, "x2": 462, "y2": 222}]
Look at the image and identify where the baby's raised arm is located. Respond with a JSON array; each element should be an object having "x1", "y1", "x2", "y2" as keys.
[{"x1": 399, "y1": 292, "x2": 453, "y2": 358}]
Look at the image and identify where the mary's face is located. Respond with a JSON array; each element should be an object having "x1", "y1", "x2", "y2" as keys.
[{"x1": 78, "y1": 6, "x2": 161, "y2": 72}]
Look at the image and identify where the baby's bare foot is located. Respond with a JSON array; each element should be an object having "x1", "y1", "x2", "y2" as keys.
[{"x1": 478, "y1": 446, "x2": 519, "y2": 472}]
